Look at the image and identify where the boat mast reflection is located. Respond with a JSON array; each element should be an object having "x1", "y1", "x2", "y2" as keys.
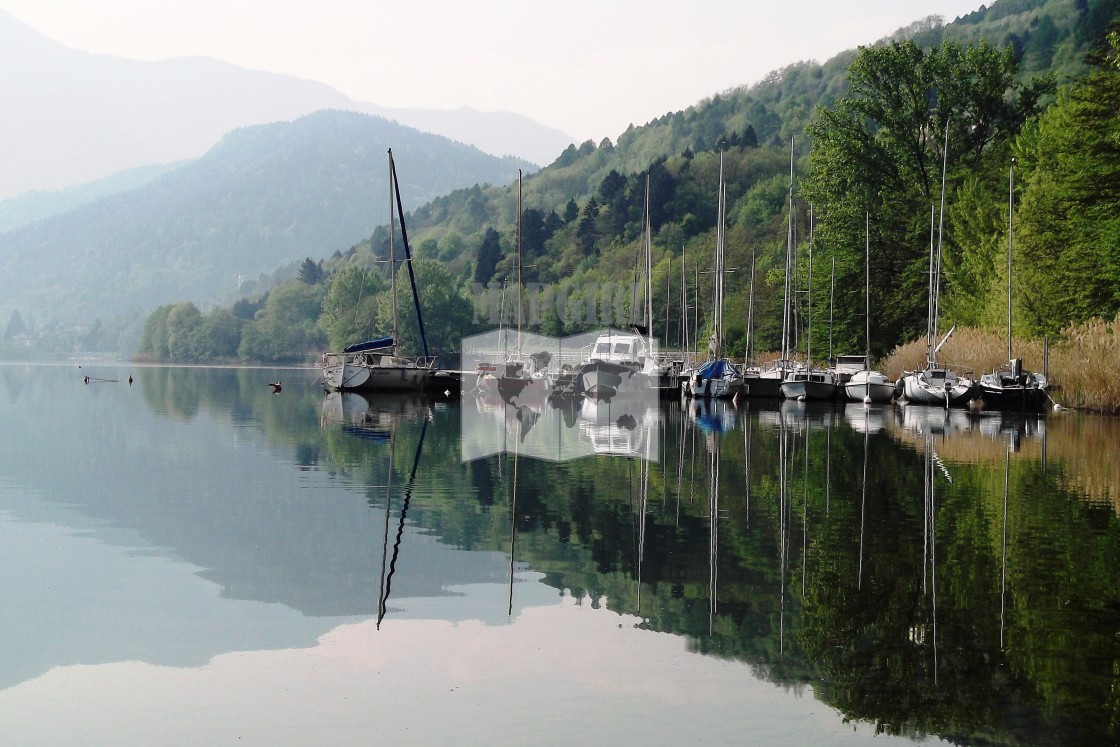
[{"x1": 376, "y1": 414, "x2": 430, "y2": 629}]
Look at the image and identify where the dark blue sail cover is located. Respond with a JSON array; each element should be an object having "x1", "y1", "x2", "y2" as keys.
[
  {"x1": 343, "y1": 337, "x2": 395, "y2": 353},
  {"x1": 695, "y1": 359, "x2": 736, "y2": 380}
]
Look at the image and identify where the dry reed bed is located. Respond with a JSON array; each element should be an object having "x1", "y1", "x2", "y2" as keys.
[{"x1": 880, "y1": 313, "x2": 1120, "y2": 414}]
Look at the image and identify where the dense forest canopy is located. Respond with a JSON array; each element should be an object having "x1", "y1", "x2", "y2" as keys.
[{"x1": 111, "y1": 1, "x2": 1120, "y2": 364}]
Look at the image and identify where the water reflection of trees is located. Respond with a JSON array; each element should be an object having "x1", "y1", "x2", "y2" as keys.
[{"x1": 135, "y1": 374, "x2": 1120, "y2": 744}]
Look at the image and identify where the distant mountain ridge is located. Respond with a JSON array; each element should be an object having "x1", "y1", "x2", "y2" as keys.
[
  {"x1": 0, "y1": 110, "x2": 529, "y2": 324},
  {"x1": 0, "y1": 10, "x2": 573, "y2": 200}
]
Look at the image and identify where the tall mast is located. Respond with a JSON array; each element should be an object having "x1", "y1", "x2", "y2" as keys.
[
  {"x1": 1007, "y1": 158, "x2": 1015, "y2": 361},
  {"x1": 665, "y1": 255, "x2": 671, "y2": 349},
  {"x1": 681, "y1": 243, "x2": 689, "y2": 355},
  {"x1": 933, "y1": 118, "x2": 950, "y2": 356},
  {"x1": 806, "y1": 203, "x2": 814, "y2": 367},
  {"x1": 828, "y1": 257, "x2": 836, "y2": 364},
  {"x1": 388, "y1": 152, "x2": 398, "y2": 345},
  {"x1": 716, "y1": 154, "x2": 726, "y2": 356},
  {"x1": 865, "y1": 212, "x2": 871, "y2": 367},
  {"x1": 746, "y1": 247, "x2": 756, "y2": 364},
  {"x1": 516, "y1": 169, "x2": 523, "y2": 349},
  {"x1": 646, "y1": 173, "x2": 654, "y2": 340},
  {"x1": 782, "y1": 137, "x2": 795, "y2": 369},
  {"x1": 388, "y1": 149, "x2": 429, "y2": 359},
  {"x1": 927, "y1": 204, "x2": 936, "y2": 366}
]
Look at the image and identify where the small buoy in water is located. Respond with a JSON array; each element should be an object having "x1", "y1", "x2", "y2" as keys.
[
  {"x1": 798, "y1": 394, "x2": 806, "y2": 402},
  {"x1": 1053, "y1": 402, "x2": 1064, "y2": 412},
  {"x1": 269, "y1": 381, "x2": 282, "y2": 394},
  {"x1": 128, "y1": 374, "x2": 134, "y2": 385},
  {"x1": 83, "y1": 375, "x2": 89, "y2": 384},
  {"x1": 444, "y1": 390, "x2": 451, "y2": 397},
  {"x1": 863, "y1": 395, "x2": 872, "y2": 404}
]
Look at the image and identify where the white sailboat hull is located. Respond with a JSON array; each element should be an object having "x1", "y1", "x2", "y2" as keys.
[
  {"x1": 844, "y1": 370, "x2": 895, "y2": 403},
  {"x1": 902, "y1": 369, "x2": 977, "y2": 407},
  {"x1": 322, "y1": 356, "x2": 431, "y2": 392}
]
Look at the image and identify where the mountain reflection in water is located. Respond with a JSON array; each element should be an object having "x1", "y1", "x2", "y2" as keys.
[{"x1": 0, "y1": 363, "x2": 1116, "y2": 745}]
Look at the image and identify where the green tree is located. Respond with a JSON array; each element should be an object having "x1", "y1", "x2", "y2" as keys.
[
  {"x1": 232, "y1": 295, "x2": 266, "y2": 321},
  {"x1": 803, "y1": 39, "x2": 1052, "y2": 357},
  {"x1": 138, "y1": 304, "x2": 174, "y2": 359},
  {"x1": 166, "y1": 302, "x2": 204, "y2": 361},
  {"x1": 298, "y1": 257, "x2": 324, "y2": 284},
  {"x1": 238, "y1": 282, "x2": 327, "y2": 362},
  {"x1": 1013, "y1": 28, "x2": 1120, "y2": 334},
  {"x1": 199, "y1": 308, "x2": 243, "y2": 359},
  {"x1": 473, "y1": 227, "x2": 503, "y2": 285},
  {"x1": 380, "y1": 260, "x2": 474, "y2": 356},
  {"x1": 577, "y1": 197, "x2": 600, "y2": 255},
  {"x1": 320, "y1": 265, "x2": 384, "y2": 351}
]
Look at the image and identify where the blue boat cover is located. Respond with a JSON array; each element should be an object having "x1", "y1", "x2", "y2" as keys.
[
  {"x1": 695, "y1": 359, "x2": 736, "y2": 380},
  {"x1": 343, "y1": 337, "x2": 395, "y2": 353}
]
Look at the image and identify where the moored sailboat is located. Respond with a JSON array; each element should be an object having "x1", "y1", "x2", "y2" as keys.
[
  {"x1": 900, "y1": 207, "x2": 977, "y2": 407},
  {"x1": 684, "y1": 153, "x2": 744, "y2": 399},
  {"x1": 901, "y1": 121, "x2": 977, "y2": 408},
  {"x1": 979, "y1": 159, "x2": 1049, "y2": 410},
  {"x1": 844, "y1": 213, "x2": 895, "y2": 403},
  {"x1": 779, "y1": 204, "x2": 838, "y2": 401},
  {"x1": 322, "y1": 149, "x2": 437, "y2": 392},
  {"x1": 578, "y1": 174, "x2": 659, "y2": 400},
  {"x1": 478, "y1": 170, "x2": 551, "y2": 407}
]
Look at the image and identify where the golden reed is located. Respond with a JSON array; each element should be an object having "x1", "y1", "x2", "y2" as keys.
[{"x1": 881, "y1": 312, "x2": 1120, "y2": 414}]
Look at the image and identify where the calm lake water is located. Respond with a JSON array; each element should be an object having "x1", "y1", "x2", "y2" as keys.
[{"x1": 0, "y1": 363, "x2": 1117, "y2": 745}]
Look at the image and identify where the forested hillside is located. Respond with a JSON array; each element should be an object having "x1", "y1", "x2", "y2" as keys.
[
  {"x1": 47, "y1": 0, "x2": 1120, "y2": 362},
  {"x1": 0, "y1": 110, "x2": 529, "y2": 353}
]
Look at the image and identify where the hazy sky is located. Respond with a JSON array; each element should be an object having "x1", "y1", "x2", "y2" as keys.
[{"x1": 3, "y1": 0, "x2": 986, "y2": 142}]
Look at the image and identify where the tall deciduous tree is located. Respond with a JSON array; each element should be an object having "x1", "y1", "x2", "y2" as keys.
[
  {"x1": 379, "y1": 260, "x2": 474, "y2": 356},
  {"x1": 804, "y1": 39, "x2": 1051, "y2": 357},
  {"x1": 321, "y1": 265, "x2": 384, "y2": 350},
  {"x1": 1013, "y1": 29, "x2": 1120, "y2": 335}
]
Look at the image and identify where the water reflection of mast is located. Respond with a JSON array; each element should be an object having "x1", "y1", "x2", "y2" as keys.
[
  {"x1": 376, "y1": 437, "x2": 396, "y2": 626},
  {"x1": 508, "y1": 412, "x2": 522, "y2": 617},
  {"x1": 778, "y1": 408, "x2": 790, "y2": 655},
  {"x1": 675, "y1": 403, "x2": 686, "y2": 524},
  {"x1": 859, "y1": 427, "x2": 867, "y2": 590},
  {"x1": 922, "y1": 434, "x2": 940, "y2": 684},
  {"x1": 376, "y1": 415, "x2": 430, "y2": 629},
  {"x1": 802, "y1": 419, "x2": 810, "y2": 597},
  {"x1": 743, "y1": 409, "x2": 752, "y2": 527},
  {"x1": 825, "y1": 410, "x2": 833, "y2": 515},
  {"x1": 1001, "y1": 444, "x2": 1009, "y2": 649},
  {"x1": 634, "y1": 436, "x2": 652, "y2": 615},
  {"x1": 708, "y1": 432, "x2": 720, "y2": 634}
]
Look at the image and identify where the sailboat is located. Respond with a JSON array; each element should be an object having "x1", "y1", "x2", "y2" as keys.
[
  {"x1": 684, "y1": 152, "x2": 744, "y2": 399},
  {"x1": 779, "y1": 205, "x2": 838, "y2": 401},
  {"x1": 844, "y1": 213, "x2": 895, "y2": 403},
  {"x1": 749, "y1": 139, "x2": 800, "y2": 397},
  {"x1": 579, "y1": 174, "x2": 659, "y2": 401},
  {"x1": 901, "y1": 121, "x2": 978, "y2": 408},
  {"x1": 477, "y1": 170, "x2": 551, "y2": 406},
  {"x1": 322, "y1": 149, "x2": 437, "y2": 392},
  {"x1": 978, "y1": 159, "x2": 1049, "y2": 410}
]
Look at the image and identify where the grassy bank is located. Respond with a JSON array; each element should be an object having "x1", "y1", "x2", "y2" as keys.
[{"x1": 880, "y1": 313, "x2": 1120, "y2": 414}]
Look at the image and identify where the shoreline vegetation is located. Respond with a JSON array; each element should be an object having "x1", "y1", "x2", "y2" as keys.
[
  {"x1": 27, "y1": 310, "x2": 1120, "y2": 415},
  {"x1": 880, "y1": 313, "x2": 1120, "y2": 414}
]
